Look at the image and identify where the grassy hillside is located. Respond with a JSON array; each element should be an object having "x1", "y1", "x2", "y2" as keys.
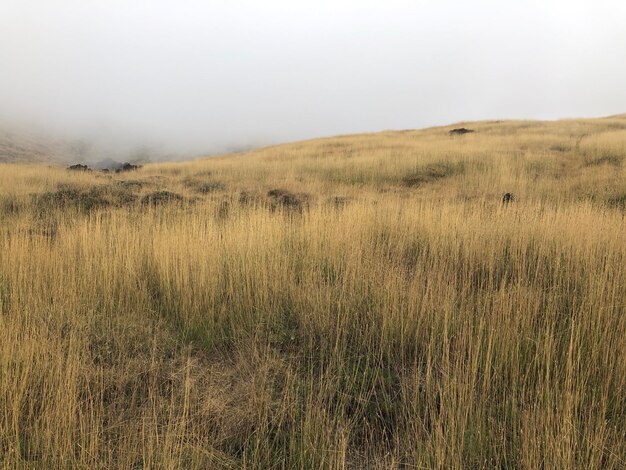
[
  {"x1": 0, "y1": 127, "x2": 83, "y2": 164},
  {"x1": 1, "y1": 117, "x2": 625, "y2": 468}
]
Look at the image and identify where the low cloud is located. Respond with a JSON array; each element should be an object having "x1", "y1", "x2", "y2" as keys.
[{"x1": 1, "y1": 1, "x2": 625, "y2": 160}]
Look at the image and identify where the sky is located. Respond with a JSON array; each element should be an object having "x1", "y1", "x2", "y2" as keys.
[{"x1": 1, "y1": 0, "x2": 625, "y2": 158}]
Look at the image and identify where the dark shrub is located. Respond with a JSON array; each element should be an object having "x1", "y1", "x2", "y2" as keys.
[
  {"x1": 0, "y1": 196, "x2": 22, "y2": 216},
  {"x1": 403, "y1": 162, "x2": 464, "y2": 187},
  {"x1": 502, "y1": 192, "x2": 515, "y2": 204},
  {"x1": 328, "y1": 196, "x2": 351, "y2": 209},
  {"x1": 239, "y1": 191, "x2": 262, "y2": 206},
  {"x1": 118, "y1": 180, "x2": 145, "y2": 190},
  {"x1": 115, "y1": 162, "x2": 141, "y2": 173},
  {"x1": 584, "y1": 153, "x2": 623, "y2": 167},
  {"x1": 267, "y1": 189, "x2": 310, "y2": 213},
  {"x1": 449, "y1": 128, "x2": 474, "y2": 135},
  {"x1": 67, "y1": 164, "x2": 91, "y2": 171},
  {"x1": 37, "y1": 187, "x2": 108, "y2": 212},
  {"x1": 36, "y1": 184, "x2": 138, "y2": 212},
  {"x1": 606, "y1": 193, "x2": 626, "y2": 210},
  {"x1": 184, "y1": 178, "x2": 226, "y2": 194},
  {"x1": 216, "y1": 200, "x2": 230, "y2": 220},
  {"x1": 141, "y1": 191, "x2": 185, "y2": 206}
]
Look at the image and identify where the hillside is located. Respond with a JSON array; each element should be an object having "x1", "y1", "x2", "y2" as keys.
[
  {"x1": 0, "y1": 116, "x2": 625, "y2": 468},
  {"x1": 0, "y1": 126, "x2": 84, "y2": 164}
]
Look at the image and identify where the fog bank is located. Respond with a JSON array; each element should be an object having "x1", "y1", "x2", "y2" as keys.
[{"x1": 1, "y1": 1, "x2": 625, "y2": 159}]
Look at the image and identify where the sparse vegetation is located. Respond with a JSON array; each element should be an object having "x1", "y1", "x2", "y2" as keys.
[
  {"x1": 0, "y1": 117, "x2": 625, "y2": 468},
  {"x1": 584, "y1": 153, "x2": 624, "y2": 167},
  {"x1": 267, "y1": 188, "x2": 310, "y2": 213},
  {"x1": 141, "y1": 190, "x2": 186, "y2": 206},
  {"x1": 36, "y1": 184, "x2": 138, "y2": 212},
  {"x1": 184, "y1": 178, "x2": 227, "y2": 194},
  {"x1": 402, "y1": 161, "x2": 464, "y2": 187}
]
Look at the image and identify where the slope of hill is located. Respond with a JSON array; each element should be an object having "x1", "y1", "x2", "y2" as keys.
[
  {"x1": 143, "y1": 114, "x2": 626, "y2": 206},
  {"x1": 0, "y1": 116, "x2": 625, "y2": 468},
  {"x1": 0, "y1": 127, "x2": 82, "y2": 164}
]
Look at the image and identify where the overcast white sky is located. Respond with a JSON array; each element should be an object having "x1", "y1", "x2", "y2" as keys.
[{"x1": 1, "y1": 1, "x2": 625, "y2": 156}]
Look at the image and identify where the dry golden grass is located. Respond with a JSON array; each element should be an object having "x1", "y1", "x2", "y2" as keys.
[{"x1": 1, "y1": 117, "x2": 625, "y2": 468}]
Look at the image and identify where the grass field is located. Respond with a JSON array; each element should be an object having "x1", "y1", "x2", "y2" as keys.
[{"x1": 1, "y1": 117, "x2": 625, "y2": 468}]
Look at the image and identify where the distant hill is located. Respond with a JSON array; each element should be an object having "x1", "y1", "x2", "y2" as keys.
[
  {"x1": 0, "y1": 127, "x2": 84, "y2": 164},
  {"x1": 0, "y1": 126, "x2": 176, "y2": 166}
]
